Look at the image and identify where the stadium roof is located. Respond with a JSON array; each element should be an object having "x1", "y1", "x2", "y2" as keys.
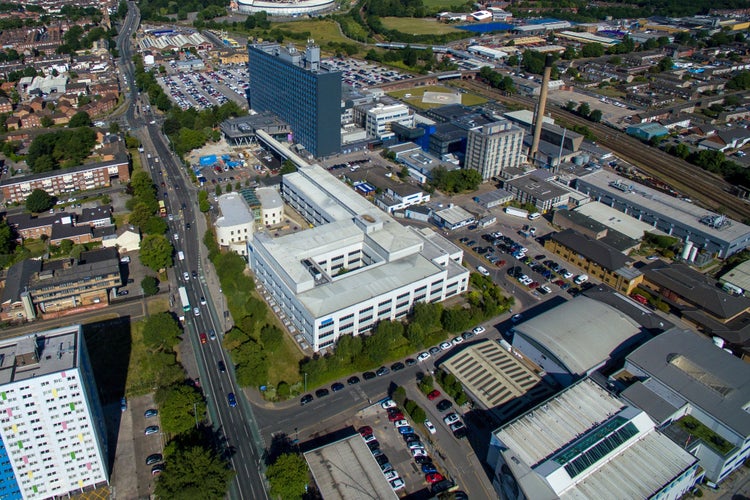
[
  {"x1": 304, "y1": 434, "x2": 397, "y2": 500},
  {"x1": 625, "y1": 329, "x2": 750, "y2": 437},
  {"x1": 512, "y1": 296, "x2": 644, "y2": 376}
]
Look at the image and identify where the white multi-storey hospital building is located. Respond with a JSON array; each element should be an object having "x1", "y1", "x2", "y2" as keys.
[{"x1": 247, "y1": 163, "x2": 470, "y2": 351}]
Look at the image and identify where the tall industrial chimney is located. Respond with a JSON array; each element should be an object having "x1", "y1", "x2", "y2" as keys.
[{"x1": 530, "y1": 54, "x2": 554, "y2": 163}]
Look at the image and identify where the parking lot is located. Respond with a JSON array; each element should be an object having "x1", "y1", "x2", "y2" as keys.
[
  {"x1": 321, "y1": 57, "x2": 410, "y2": 88},
  {"x1": 159, "y1": 63, "x2": 249, "y2": 111}
]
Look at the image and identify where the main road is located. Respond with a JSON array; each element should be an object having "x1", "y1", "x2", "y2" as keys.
[{"x1": 116, "y1": 3, "x2": 269, "y2": 499}]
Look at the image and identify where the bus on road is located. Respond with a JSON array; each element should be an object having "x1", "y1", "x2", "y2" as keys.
[
  {"x1": 158, "y1": 200, "x2": 167, "y2": 217},
  {"x1": 178, "y1": 287, "x2": 190, "y2": 312}
]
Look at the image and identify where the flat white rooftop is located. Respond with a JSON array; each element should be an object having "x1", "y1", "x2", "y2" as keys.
[
  {"x1": 216, "y1": 193, "x2": 254, "y2": 228},
  {"x1": 576, "y1": 200, "x2": 666, "y2": 240},
  {"x1": 578, "y1": 170, "x2": 750, "y2": 242},
  {"x1": 255, "y1": 186, "x2": 283, "y2": 210}
]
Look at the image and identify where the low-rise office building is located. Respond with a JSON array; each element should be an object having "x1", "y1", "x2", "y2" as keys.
[
  {"x1": 255, "y1": 187, "x2": 284, "y2": 226},
  {"x1": 503, "y1": 169, "x2": 570, "y2": 213},
  {"x1": 619, "y1": 329, "x2": 750, "y2": 484},
  {"x1": 544, "y1": 229, "x2": 644, "y2": 294},
  {"x1": 365, "y1": 103, "x2": 414, "y2": 140},
  {"x1": 248, "y1": 163, "x2": 469, "y2": 351},
  {"x1": 487, "y1": 377, "x2": 700, "y2": 500},
  {"x1": 215, "y1": 192, "x2": 254, "y2": 256}
]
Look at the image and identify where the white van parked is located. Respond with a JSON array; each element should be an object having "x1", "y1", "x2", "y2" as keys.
[
  {"x1": 477, "y1": 266, "x2": 490, "y2": 276},
  {"x1": 574, "y1": 274, "x2": 589, "y2": 285}
]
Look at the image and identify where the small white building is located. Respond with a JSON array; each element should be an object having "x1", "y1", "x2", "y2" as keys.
[
  {"x1": 215, "y1": 193, "x2": 254, "y2": 256},
  {"x1": 365, "y1": 104, "x2": 414, "y2": 140},
  {"x1": 256, "y1": 187, "x2": 284, "y2": 226}
]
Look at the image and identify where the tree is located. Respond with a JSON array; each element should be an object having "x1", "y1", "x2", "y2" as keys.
[
  {"x1": 0, "y1": 220, "x2": 14, "y2": 255},
  {"x1": 141, "y1": 275, "x2": 159, "y2": 296},
  {"x1": 589, "y1": 109, "x2": 603, "y2": 123},
  {"x1": 128, "y1": 202, "x2": 153, "y2": 228},
  {"x1": 40, "y1": 115, "x2": 54, "y2": 128},
  {"x1": 68, "y1": 111, "x2": 92, "y2": 128},
  {"x1": 155, "y1": 443, "x2": 234, "y2": 499},
  {"x1": 215, "y1": 185, "x2": 222, "y2": 197},
  {"x1": 143, "y1": 311, "x2": 182, "y2": 350},
  {"x1": 139, "y1": 234, "x2": 173, "y2": 271},
  {"x1": 266, "y1": 453, "x2": 309, "y2": 500},
  {"x1": 198, "y1": 191, "x2": 210, "y2": 213},
  {"x1": 142, "y1": 216, "x2": 168, "y2": 235},
  {"x1": 564, "y1": 100, "x2": 577, "y2": 112},
  {"x1": 280, "y1": 160, "x2": 297, "y2": 175},
  {"x1": 577, "y1": 102, "x2": 591, "y2": 118},
  {"x1": 59, "y1": 239, "x2": 74, "y2": 254},
  {"x1": 26, "y1": 188, "x2": 54, "y2": 213},
  {"x1": 155, "y1": 384, "x2": 206, "y2": 434},
  {"x1": 581, "y1": 43, "x2": 604, "y2": 58}
]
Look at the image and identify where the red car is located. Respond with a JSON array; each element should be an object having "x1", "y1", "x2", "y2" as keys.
[
  {"x1": 388, "y1": 412, "x2": 405, "y2": 422},
  {"x1": 632, "y1": 294, "x2": 649, "y2": 305},
  {"x1": 553, "y1": 279, "x2": 565, "y2": 286},
  {"x1": 425, "y1": 472, "x2": 445, "y2": 484},
  {"x1": 496, "y1": 259, "x2": 507, "y2": 267},
  {"x1": 358, "y1": 426, "x2": 373, "y2": 437},
  {"x1": 528, "y1": 281, "x2": 540, "y2": 289},
  {"x1": 199, "y1": 333, "x2": 208, "y2": 344},
  {"x1": 427, "y1": 390, "x2": 442, "y2": 401}
]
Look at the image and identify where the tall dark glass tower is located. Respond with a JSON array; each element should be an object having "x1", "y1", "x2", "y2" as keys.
[{"x1": 248, "y1": 42, "x2": 341, "y2": 158}]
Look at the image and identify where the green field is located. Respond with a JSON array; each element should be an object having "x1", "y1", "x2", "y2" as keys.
[
  {"x1": 267, "y1": 19, "x2": 360, "y2": 49},
  {"x1": 380, "y1": 17, "x2": 459, "y2": 35},
  {"x1": 388, "y1": 85, "x2": 488, "y2": 109},
  {"x1": 423, "y1": 0, "x2": 466, "y2": 9}
]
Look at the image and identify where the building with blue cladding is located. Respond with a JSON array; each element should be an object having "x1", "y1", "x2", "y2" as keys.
[
  {"x1": 248, "y1": 42, "x2": 341, "y2": 158},
  {"x1": 0, "y1": 439, "x2": 21, "y2": 500},
  {"x1": 626, "y1": 122, "x2": 669, "y2": 141}
]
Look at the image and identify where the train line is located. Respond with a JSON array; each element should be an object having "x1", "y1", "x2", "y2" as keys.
[{"x1": 459, "y1": 80, "x2": 750, "y2": 222}]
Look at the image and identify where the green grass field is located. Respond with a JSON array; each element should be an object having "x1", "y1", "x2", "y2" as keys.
[
  {"x1": 388, "y1": 85, "x2": 488, "y2": 109},
  {"x1": 268, "y1": 19, "x2": 359, "y2": 48},
  {"x1": 423, "y1": 0, "x2": 465, "y2": 9},
  {"x1": 380, "y1": 17, "x2": 459, "y2": 35}
]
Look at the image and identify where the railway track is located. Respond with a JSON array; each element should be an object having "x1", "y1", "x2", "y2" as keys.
[{"x1": 459, "y1": 80, "x2": 750, "y2": 222}]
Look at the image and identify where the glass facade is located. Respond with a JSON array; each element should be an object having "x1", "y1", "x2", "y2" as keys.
[
  {"x1": 248, "y1": 44, "x2": 341, "y2": 157},
  {"x1": 0, "y1": 438, "x2": 21, "y2": 500}
]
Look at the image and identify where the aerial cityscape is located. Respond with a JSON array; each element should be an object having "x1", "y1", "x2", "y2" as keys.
[{"x1": 0, "y1": 0, "x2": 748, "y2": 498}]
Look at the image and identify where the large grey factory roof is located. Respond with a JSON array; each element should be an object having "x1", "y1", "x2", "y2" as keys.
[
  {"x1": 577, "y1": 169, "x2": 750, "y2": 242},
  {"x1": 512, "y1": 296, "x2": 644, "y2": 376},
  {"x1": 625, "y1": 329, "x2": 750, "y2": 437}
]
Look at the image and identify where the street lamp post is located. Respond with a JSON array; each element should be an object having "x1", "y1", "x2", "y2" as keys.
[{"x1": 304, "y1": 372, "x2": 307, "y2": 393}]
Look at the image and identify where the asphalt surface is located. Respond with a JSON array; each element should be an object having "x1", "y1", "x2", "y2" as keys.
[{"x1": 116, "y1": 3, "x2": 269, "y2": 498}]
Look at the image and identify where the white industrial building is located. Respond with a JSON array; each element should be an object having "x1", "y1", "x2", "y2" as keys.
[
  {"x1": 620, "y1": 329, "x2": 750, "y2": 484},
  {"x1": 487, "y1": 378, "x2": 700, "y2": 500},
  {"x1": 255, "y1": 187, "x2": 284, "y2": 226},
  {"x1": 467, "y1": 45, "x2": 509, "y2": 61},
  {"x1": 464, "y1": 120, "x2": 525, "y2": 181},
  {"x1": 0, "y1": 326, "x2": 109, "y2": 499},
  {"x1": 247, "y1": 163, "x2": 469, "y2": 351},
  {"x1": 365, "y1": 104, "x2": 414, "y2": 140},
  {"x1": 215, "y1": 192, "x2": 254, "y2": 256}
]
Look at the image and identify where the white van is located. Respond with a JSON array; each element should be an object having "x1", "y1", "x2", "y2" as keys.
[
  {"x1": 476, "y1": 266, "x2": 490, "y2": 277},
  {"x1": 528, "y1": 212, "x2": 541, "y2": 221},
  {"x1": 177, "y1": 251, "x2": 185, "y2": 261},
  {"x1": 574, "y1": 274, "x2": 589, "y2": 285}
]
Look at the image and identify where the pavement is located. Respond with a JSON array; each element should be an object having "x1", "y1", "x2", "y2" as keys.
[{"x1": 700, "y1": 463, "x2": 750, "y2": 500}]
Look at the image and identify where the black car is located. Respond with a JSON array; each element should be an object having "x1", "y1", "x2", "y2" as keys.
[
  {"x1": 186, "y1": 223, "x2": 191, "y2": 230},
  {"x1": 217, "y1": 360, "x2": 226, "y2": 373},
  {"x1": 453, "y1": 427, "x2": 468, "y2": 439},
  {"x1": 300, "y1": 394, "x2": 314, "y2": 406},
  {"x1": 414, "y1": 455, "x2": 432, "y2": 465},
  {"x1": 331, "y1": 382, "x2": 345, "y2": 392},
  {"x1": 429, "y1": 346, "x2": 441, "y2": 355},
  {"x1": 347, "y1": 376, "x2": 360, "y2": 385},
  {"x1": 403, "y1": 433, "x2": 420, "y2": 443},
  {"x1": 376, "y1": 366, "x2": 390, "y2": 377},
  {"x1": 405, "y1": 358, "x2": 417, "y2": 366},
  {"x1": 436, "y1": 399, "x2": 453, "y2": 412},
  {"x1": 146, "y1": 453, "x2": 163, "y2": 465},
  {"x1": 192, "y1": 270, "x2": 198, "y2": 279},
  {"x1": 390, "y1": 362, "x2": 405, "y2": 372},
  {"x1": 315, "y1": 388, "x2": 330, "y2": 398},
  {"x1": 461, "y1": 331, "x2": 474, "y2": 340},
  {"x1": 366, "y1": 440, "x2": 380, "y2": 451},
  {"x1": 362, "y1": 371, "x2": 376, "y2": 380},
  {"x1": 375, "y1": 454, "x2": 390, "y2": 466}
]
